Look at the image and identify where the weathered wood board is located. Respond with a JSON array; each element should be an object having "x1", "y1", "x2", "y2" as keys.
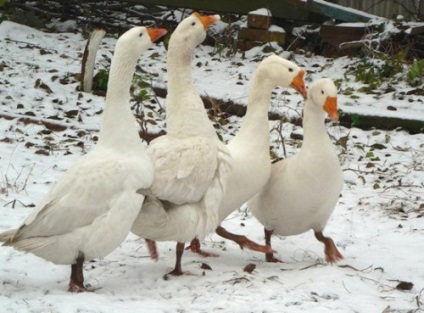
[
  {"x1": 306, "y1": 0, "x2": 379, "y2": 22},
  {"x1": 125, "y1": 0, "x2": 309, "y2": 21}
]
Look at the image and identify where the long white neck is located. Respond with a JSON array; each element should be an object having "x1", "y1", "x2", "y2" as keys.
[
  {"x1": 167, "y1": 38, "x2": 195, "y2": 96},
  {"x1": 229, "y1": 72, "x2": 274, "y2": 151},
  {"x1": 165, "y1": 36, "x2": 217, "y2": 138},
  {"x1": 98, "y1": 47, "x2": 141, "y2": 149},
  {"x1": 300, "y1": 100, "x2": 331, "y2": 153}
]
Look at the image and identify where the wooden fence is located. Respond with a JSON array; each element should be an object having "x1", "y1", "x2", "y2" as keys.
[
  {"x1": 337, "y1": 0, "x2": 423, "y2": 19},
  {"x1": 126, "y1": 0, "x2": 381, "y2": 22},
  {"x1": 127, "y1": 0, "x2": 423, "y2": 21}
]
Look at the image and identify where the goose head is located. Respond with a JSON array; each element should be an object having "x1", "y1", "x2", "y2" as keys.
[
  {"x1": 170, "y1": 12, "x2": 220, "y2": 48},
  {"x1": 115, "y1": 26, "x2": 168, "y2": 57},
  {"x1": 258, "y1": 55, "x2": 307, "y2": 99},
  {"x1": 308, "y1": 78, "x2": 339, "y2": 121}
]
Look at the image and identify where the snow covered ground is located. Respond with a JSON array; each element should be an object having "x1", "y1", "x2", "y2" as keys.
[{"x1": 0, "y1": 16, "x2": 423, "y2": 313}]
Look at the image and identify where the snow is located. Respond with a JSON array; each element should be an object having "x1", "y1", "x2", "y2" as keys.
[
  {"x1": 0, "y1": 16, "x2": 423, "y2": 313},
  {"x1": 269, "y1": 25, "x2": 285, "y2": 33},
  {"x1": 337, "y1": 22, "x2": 367, "y2": 27},
  {"x1": 249, "y1": 8, "x2": 271, "y2": 17}
]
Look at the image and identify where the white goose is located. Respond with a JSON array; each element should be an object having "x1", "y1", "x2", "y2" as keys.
[
  {"x1": 186, "y1": 55, "x2": 307, "y2": 256},
  {"x1": 0, "y1": 26, "x2": 167, "y2": 292},
  {"x1": 248, "y1": 78, "x2": 344, "y2": 263},
  {"x1": 131, "y1": 13, "x2": 232, "y2": 275}
]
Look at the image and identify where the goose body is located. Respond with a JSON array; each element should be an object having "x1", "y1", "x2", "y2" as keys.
[
  {"x1": 218, "y1": 56, "x2": 307, "y2": 223},
  {"x1": 248, "y1": 78, "x2": 344, "y2": 263},
  {"x1": 145, "y1": 13, "x2": 227, "y2": 207},
  {"x1": 131, "y1": 13, "x2": 231, "y2": 275},
  {"x1": 186, "y1": 55, "x2": 307, "y2": 254},
  {"x1": 0, "y1": 26, "x2": 167, "y2": 291}
]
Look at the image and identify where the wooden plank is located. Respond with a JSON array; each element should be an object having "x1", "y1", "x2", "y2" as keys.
[
  {"x1": 307, "y1": 0, "x2": 378, "y2": 22},
  {"x1": 125, "y1": 0, "x2": 309, "y2": 21},
  {"x1": 238, "y1": 27, "x2": 286, "y2": 44},
  {"x1": 404, "y1": 24, "x2": 424, "y2": 36},
  {"x1": 320, "y1": 24, "x2": 366, "y2": 47}
]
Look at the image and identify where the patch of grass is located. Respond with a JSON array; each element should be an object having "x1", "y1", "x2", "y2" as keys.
[
  {"x1": 350, "y1": 114, "x2": 362, "y2": 127},
  {"x1": 352, "y1": 50, "x2": 407, "y2": 92},
  {"x1": 92, "y1": 69, "x2": 108, "y2": 91}
]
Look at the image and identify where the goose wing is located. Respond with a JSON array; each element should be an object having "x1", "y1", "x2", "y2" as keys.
[
  {"x1": 148, "y1": 135, "x2": 231, "y2": 205},
  {"x1": 9, "y1": 149, "x2": 151, "y2": 241}
]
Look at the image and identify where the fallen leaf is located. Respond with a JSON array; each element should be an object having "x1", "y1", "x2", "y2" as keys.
[
  {"x1": 34, "y1": 78, "x2": 53, "y2": 94},
  {"x1": 35, "y1": 149, "x2": 49, "y2": 156},
  {"x1": 243, "y1": 263, "x2": 256, "y2": 274},
  {"x1": 0, "y1": 137, "x2": 13, "y2": 143},
  {"x1": 65, "y1": 110, "x2": 79, "y2": 118},
  {"x1": 370, "y1": 143, "x2": 386, "y2": 150},
  {"x1": 200, "y1": 263, "x2": 212, "y2": 270},
  {"x1": 396, "y1": 281, "x2": 413, "y2": 291}
]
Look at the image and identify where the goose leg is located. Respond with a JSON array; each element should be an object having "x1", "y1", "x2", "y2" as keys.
[
  {"x1": 314, "y1": 231, "x2": 343, "y2": 263},
  {"x1": 168, "y1": 242, "x2": 185, "y2": 276},
  {"x1": 186, "y1": 237, "x2": 219, "y2": 257},
  {"x1": 264, "y1": 228, "x2": 282, "y2": 263},
  {"x1": 216, "y1": 226, "x2": 274, "y2": 254},
  {"x1": 145, "y1": 238, "x2": 159, "y2": 261},
  {"x1": 68, "y1": 254, "x2": 88, "y2": 292}
]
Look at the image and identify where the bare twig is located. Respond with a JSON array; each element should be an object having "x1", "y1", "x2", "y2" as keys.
[
  {"x1": 19, "y1": 163, "x2": 35, "y2": 193},
  {"x1": 358, "y1": 275, "x2": 396, "y2": 290},
  {"x1": 338, "y1": 264, "x2": 373, "y2": 272}
]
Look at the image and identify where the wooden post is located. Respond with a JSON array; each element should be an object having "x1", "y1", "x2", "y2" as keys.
[{"x1": 81, "y1": 29, "x2": 106, "y2": 92}]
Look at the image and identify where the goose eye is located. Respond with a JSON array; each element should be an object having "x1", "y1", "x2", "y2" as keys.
[
  {"x1": 139, "y1": 32, "x2": 143, "y2": 37},
  {"x1": 191, "y1": 22, "x2": 196, "y2": 26},
  {"x1": 321, "y1": 90, "x2": 324, "y2": 95},
  {"x1": 288, "y1": 68, "x2": 293, "y2": 72}
]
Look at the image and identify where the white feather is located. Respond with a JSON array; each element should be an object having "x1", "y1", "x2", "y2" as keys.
[
  {"x1": 249, "y1": 78, "x2": 343, "y2": 235},
  {"x1": 1, "y1": 26, "x2": 156, "y2": 265}
]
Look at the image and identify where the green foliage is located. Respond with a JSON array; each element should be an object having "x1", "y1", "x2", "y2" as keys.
[
  {"x1": 376, "y1": 22, "x2": 386, "y2": 33},
  {"x1": 137, "y1": 89, "x2": 149, "y2": 102},
  {"x1": 92, "y1": 69, "x2": 109, "y2": 91},
  {"x1": 133, "y1": 74, "x2": 152, "y2": 102},
  {"x1": 354, "y1": 59, "x2": 381, "y2": 89},
  {"x1": 133, "y1": 74, "x2": 150, "y2": 89},
  {"x1": 350, "y1": 114, "x2": 361, "y2": 127},
  {"x1": 407, "y1": 59, "x2": 424, "y2": 86},
  {"x1": 352, "y1": 50, "x2": 406, "y2": 91},
  {"x1": 212, "y1": 22, "x2": 239, "y2": 58}
]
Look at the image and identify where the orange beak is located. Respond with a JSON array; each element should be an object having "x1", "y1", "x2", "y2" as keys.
[
  {"x1": 323, "y1": 96, "x2": 339, "y2": 121},
  {"x1": 290, "y1": 69, "x2": 307, "y2": 99},
  {"x1": 193, "y1": 12, "x2": 221, "y2": 29},
  {"x1": 146, "y1": 28, "x2": 168, "y2": 43}
]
